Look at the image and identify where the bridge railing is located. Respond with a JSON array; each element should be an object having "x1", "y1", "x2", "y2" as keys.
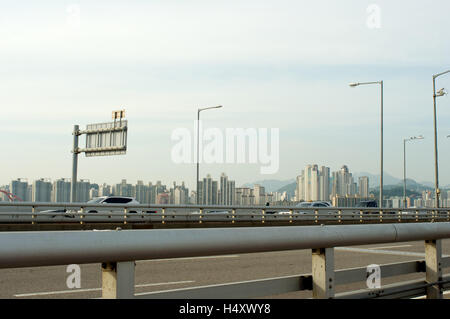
[
  {"x1": 0, "y1": 202, "x2": 449, "y2": 225},
  {"x1": 1, "y1": 222, "x2": 450, "y2": 299}
]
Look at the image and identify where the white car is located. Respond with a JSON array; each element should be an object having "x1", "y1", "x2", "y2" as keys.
[
  {"x1": 82, "y1": 196, "x2": 142, "y2": 214},
  {"x1": 277, "y1": 201, "x2": 333, "y2": 215}
]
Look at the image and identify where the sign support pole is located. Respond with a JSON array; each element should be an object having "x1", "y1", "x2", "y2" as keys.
[
  {"x1": 70, "y1": 111, "x2": 126, "y2": 203},
  {"x1": 71, "y1": 125, "x2": 80, "y2": 203}
]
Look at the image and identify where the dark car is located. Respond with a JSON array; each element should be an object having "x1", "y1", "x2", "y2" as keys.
[
  {"x1": 357, "y1": 200, "x2": 378, "y2": 208},
  {"x1": 40, "y1": 208, "x2": 75, "y2": 218},
  {"x1": 355, "y1": 200, "x2": 394, "y2": 215}
]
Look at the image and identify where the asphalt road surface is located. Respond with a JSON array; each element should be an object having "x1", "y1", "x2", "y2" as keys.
[{"x1": 1, "y1": 239, "x2": 450, "y2": 299}]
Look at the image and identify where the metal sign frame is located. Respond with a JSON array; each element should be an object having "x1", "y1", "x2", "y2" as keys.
[
  {"x1": 70, "y1": 112, "x2": 128, "y2": 202},
  {"x1": 81, "y1": 120, "x2": 128, "y2": 157}
]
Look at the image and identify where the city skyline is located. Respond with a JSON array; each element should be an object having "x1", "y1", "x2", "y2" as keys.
[
  {"x1": 5, "y1": 168, "x2": 449, "y2": 208},
  {"x1": 0, "y1": 165, "x2": 444, "y2": 196}
]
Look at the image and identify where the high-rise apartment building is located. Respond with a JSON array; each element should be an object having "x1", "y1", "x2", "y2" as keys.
[
  {"x1": 358, "y1": 176, "x2": 369, "y2": 198},
  {"x1": 10, "y1": 178, "x2": 29, "y2": 201},
  {"x1": 135, "y1": 180, "x2": 147, "y2": 203},
  {"x1": 235, "y1": 187, "x2": 254, "y2": 206},
  {"x1": 253, "y1": 184, "x2": 266, "y2": 205},
  {"x1": 76, "y1": 179, "x2": 91, "y2": 202},
  {"x1": 170, "y1": 182, "x2": 189, "y2": 205},
  {"x1": 32, "y1": 178, "x2": 52, "y2": 202},
  {"x1": 99, "y1": 183, "x2": 111, "y2": 197},
  {"x1": 227, "y1": 180, "x2": 235, "y2": 205},
  {"x1": 303, "y1": 165, "x2": 318, "y2": 201},
  {"x1": 218, "y1": 173, "x2": 235, "y2": 205},
  {"x1": 331, "y1": 165, "x2": 357, "y2": 197},
  {"x1": 156, "y1": 192, "x2": 169, "y2": 204},
  {"x1": 198, "y1": 174, "x2": 218, "y2": 205},
  {"x1": 319, "y1": 166, "x2": 330, "y2": 201},
  {"x1": 219, "y1": 173, "x2": 228, "y2": 205},
  {"x1": 173, "y1": 186, "x2": 188, "y2": 204},
  {"x1": 114, "y1": 179, "x2": 134, "y2": 197},
  {"x1": 296, "y1": 165, "x2": 331, "y2": 201},
  {"x1": 152, "y1": 181, "x2": 166, "y2": 204},
  {"x1": 296, "y1": 173, "x2": 304, "y2": 201},
  {"x1": 52, "y1": 178, "x2": 71, "y2": 203},
  {"x1": 89, "y1": 188, "x2": 98, "y2": 199}
]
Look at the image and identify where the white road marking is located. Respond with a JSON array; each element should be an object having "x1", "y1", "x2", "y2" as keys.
[
  {"x1": 14, "y1": 280, "x2": 195, "y2": 297},
  {"x1": 412, "y1": 290, "x2": 450, "y2": 299},
  {"x1": 337, "y1": 246, "x2": 450, "y2": 258},
  {"x1": 136, "y1": 255, "x2": 239, "y2": 263},
  {"x1": 336, "y1": 247, "x2": 425, "y2": 257},
  {"x1": 368, "y1": 245, "x2": 413, "y2": 250}
]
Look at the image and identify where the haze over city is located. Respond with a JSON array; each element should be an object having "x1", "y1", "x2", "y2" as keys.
[{"x1": 1, "y1": 1, "x2": 450, "y2": 190}]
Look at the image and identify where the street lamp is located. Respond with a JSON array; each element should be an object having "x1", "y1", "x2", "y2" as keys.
[
  {"x1": 196, "y1": 105, "x2": 223, "y2": 204},
  {"x1": 432, "y1": 70, "x2": 450, "y2": 208},
  {"x1": 403, "y1": 135, "x2": 424, "y2": 208},
  {"x1": 349, "y1": 81, "x2": 384, "y2": 207}
]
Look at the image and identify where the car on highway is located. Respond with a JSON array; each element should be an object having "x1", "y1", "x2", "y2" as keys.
[
  {"x1": 39, "y1": 208, "x2": 76, "y2": 219},
  {"x1": 277, "y1": 201, "x2": 333, "y2": 215},
  {"x1": 189, "y1": 210, "x2": 231, "y2": 215},
  {"x1": 357, "y1": 200, "x2": 378, "y2": 208},
  {"x1": 83, "y1": 196, "x2": 146, "y2": 214},
  {"x1": 300, "y1": 201, "x2": 334, "y2": 215},
  {"x1": 355, "y1": 200, "x2": 397, "y2": 216},
  {"x1": 38, "y1": 196, "x2": 147, "y2": 219}
]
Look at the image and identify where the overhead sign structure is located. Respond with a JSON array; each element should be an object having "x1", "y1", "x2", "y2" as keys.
[
  {"x1": 70, "y1": 110, "x2": 128, "y2": 202},
  {"x1": 112, "y1": 109, "x2": 125, "y2": 120},
  {"x1": 81, "y1": 120, "x2": 128, "y2": 157}
]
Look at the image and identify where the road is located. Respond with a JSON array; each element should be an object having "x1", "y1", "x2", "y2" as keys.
[{"x1": 1, "y1": 239, "x2": 450, "y2": 299}]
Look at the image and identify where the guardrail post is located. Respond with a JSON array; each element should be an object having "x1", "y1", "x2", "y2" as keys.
[
  {"x1": 425, "y1": 239, "x2": 443, "y2": 299},
  {"x1": 31, "y1": 206, "x2": 36, "y2": 225},
  {"x1": 262, "y1": 209, "x2": 265, "y2": 224},
  {"x1": 289, "y1": 209, "x2": 293, "y2": 223},
  {"x1": 124, "y1": 207, "x2": 128, "y2": 225},
  {"x1": 312, "y1": 248, "x2": 335, "y2": 299},
  {"x1": 102, "y1": 261, "x2": 135, "y2": 299},
  {"x1": 162, "y1": 208, "x2": 165, "y2": 224},
  {"x1": 232, "y1": 208, "x2": 235, "y2": 224},
  {"x1": 79, "y1": 206, "x2": 84, "y2": 225}
]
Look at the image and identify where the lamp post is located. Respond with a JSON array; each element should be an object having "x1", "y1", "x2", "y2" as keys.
[
  {"x1": 432, "y1": 70, "x2": 449, "y2": 208},
  {"x1": 403, "y1": 136, "x2": 424, "y2": 208},
  {"x1": 196, "y1": 105, "x2": 223, "y2": 204},
  {"x1": 349, "y1": 81, "x2": 384, "y2": 207}
]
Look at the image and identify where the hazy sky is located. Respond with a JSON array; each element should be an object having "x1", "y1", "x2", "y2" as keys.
[{"x1": 1, "y1": 0, "x2": 450, "y2": 190}]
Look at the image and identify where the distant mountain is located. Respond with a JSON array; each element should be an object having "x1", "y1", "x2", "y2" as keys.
[
  {"x1": 353, "y1": 172, "x2": 443, "y2": 191},
  {"x1": 276, "y1": 182, "x2": 296, "y2": 197},
  {"x1": 419, "y1": 181, "x2": 435, "y2": 188},
  {"x1": 368, "y1": 178, "x2": 434, "y2": 193},
  {"x1": 353, "y1": 172, "x2": 402, "y2": 188},
  {"x1": 243, "y1": 174, "x2": 443, "y2": 199},
  {"x1": 241, "y1": 179, "x2": 295, "y2": 193}
]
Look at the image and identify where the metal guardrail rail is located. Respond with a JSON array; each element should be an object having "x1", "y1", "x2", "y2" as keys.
[
  {"x1": 0, "y1": 202, "x2": 449, "y2": 227},
  {"x1": 1, "y1": 222, "x2": 450, "y2": 299}
]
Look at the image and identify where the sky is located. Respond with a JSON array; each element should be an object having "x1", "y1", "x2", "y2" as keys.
[{"x1": 1, "y1": 0, "x2": 450, "y2": 190}]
